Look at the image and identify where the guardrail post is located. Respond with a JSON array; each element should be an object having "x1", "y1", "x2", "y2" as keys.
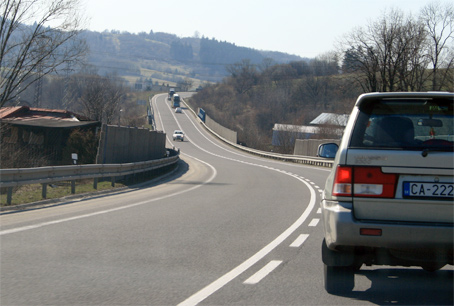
[
  {"x1": 7, "y1": 187, "x2": 13, "y2": 205},
  {"x1": 93, "y1": 178, "x2": 98, "y2": 190},
  {"x1": 71, "y1": 180, "x2": 76, "y2": 194},
  {"x1": 42, "y1": 183, "x2": 47, "y2": 199},
  {"x1": 0, "y1": 151, "x2": 180, "y2": 208}
]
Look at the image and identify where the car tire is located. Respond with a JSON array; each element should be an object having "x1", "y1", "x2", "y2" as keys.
[
  {"x1": 422, "y1": 263, "x2": 444, "y2": 272},
  {"x1": 323, "y1": 264, "x2": 354, "y2": 294}
]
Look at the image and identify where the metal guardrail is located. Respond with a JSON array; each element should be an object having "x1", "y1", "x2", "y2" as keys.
[
  {"x1": 183, "y1": 100, "x2": 334, "y2": 168},
  {"x1": 0, "y1": 155, "x2": 179, "y2": 188},
  {"x1": 0, "y1": 153, "x2": 179, "y2": 206}
]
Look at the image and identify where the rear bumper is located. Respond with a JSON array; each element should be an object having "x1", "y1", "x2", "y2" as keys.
[{"x1": 321, "y1": 200, "x2": 454, "y2": 251}]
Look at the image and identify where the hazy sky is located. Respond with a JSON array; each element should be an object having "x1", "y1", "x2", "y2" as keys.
[{"x1": 83, "y1": 0, "x2": 440, "y2": 58}]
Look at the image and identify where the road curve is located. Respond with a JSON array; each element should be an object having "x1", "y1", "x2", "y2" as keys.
[{"x1": 0, "y1": 93, "x2": 452, "y2": 306}]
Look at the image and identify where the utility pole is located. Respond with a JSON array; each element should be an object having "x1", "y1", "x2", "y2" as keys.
[
  {"x1": 63, "y1": 61, "x2": 74, "y2": 109},
  {"x1": 33, "y1": 67, "x2": 43, "y2": 107}
]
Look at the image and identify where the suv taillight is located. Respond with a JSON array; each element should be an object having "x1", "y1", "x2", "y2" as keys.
[
  {"x1": 333, "y1": 166, "x2": 353, "y2": 196},
  {"x1": 333, "y1": 166, "x2": 397, "y2": 198}
]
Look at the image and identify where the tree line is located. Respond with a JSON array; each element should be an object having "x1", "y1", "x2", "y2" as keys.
[
  {"x1": 189, "y1": 3, "x2": 453, "y2": 153},
  {"x1": 342, "y1": 3, "x2": 453, "y2": 92},
  {"x1": 1, "y1": 0, "x2": 452, "y2": 157}
]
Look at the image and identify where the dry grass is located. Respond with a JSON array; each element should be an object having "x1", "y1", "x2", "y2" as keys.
[
  {"x1": 0, "y1": 179, "x2": 125, "y2": 207},
  {"x1": 0, "y1": 165, "x2": 176, "y2": 207}
]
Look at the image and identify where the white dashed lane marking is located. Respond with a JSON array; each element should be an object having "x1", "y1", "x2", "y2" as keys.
[
  {"x1": 244, "y1": 260, "x2": 283, "y2": 285},
  {"x1": 236, "y1": 178, "x2": 322, "y2": 289},
  {"x1": 290, "y1": 234, "x2": 309, "y2": 248},
  {"x1": 308, "y1": 218, "x2": 320, "y2": 227}
]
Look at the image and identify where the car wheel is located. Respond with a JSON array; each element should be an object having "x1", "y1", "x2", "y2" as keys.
[
  {"x1": 323, "y1": 264, "x2": 354, "y2": 294},
  {"x1": 422, "y1": 263, "x2": 445, "y2": 272}
]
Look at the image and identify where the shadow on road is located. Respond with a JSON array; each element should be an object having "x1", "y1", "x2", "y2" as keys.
[{"x1": 340, "y1": 268, "x2": 453, "y2": 305}]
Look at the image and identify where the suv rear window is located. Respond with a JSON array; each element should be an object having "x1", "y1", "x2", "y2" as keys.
[{"x1": 350, "y1": 98, "x2": 454, "y2": 151}]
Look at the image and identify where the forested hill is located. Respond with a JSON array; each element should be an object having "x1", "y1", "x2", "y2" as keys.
[{"x1": 81, "y1": 30, "x2": 306, "y2": 85}]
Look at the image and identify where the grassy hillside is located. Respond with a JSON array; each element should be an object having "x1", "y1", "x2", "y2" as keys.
[{"x1": 82, "y1": 30, "x2": 306, "y2": 89}]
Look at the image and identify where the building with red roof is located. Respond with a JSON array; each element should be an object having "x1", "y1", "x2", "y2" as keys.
[{"x1": 1, "y1": 106, "x2": 100, "y2": 167}]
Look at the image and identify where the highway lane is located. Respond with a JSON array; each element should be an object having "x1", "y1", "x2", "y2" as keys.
[
  {"x1": 1, "y1": 93, "x2": 452, "y2": 305},
  {"x1": 1, "y1": 93, "x2": 325, "y2": 305},
  {"x1": 152, "y1": 93, "x2": 330, "y2": 305},
  {"x1": 154, "y1": 93, "x2": 453, "y2": 305}
]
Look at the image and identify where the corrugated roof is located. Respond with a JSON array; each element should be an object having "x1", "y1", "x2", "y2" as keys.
[
  {"x1": 0, "y1": 106, "x2": 24, "y2": 118},
  {"x1": 273, "y1": 124, "x2": 318, "y2": 133},
  {"x1": 309, "y1": 113, "x2": 349, "y2": 126},
  {"x1": 0, "y1": 106, "x2": 98, "y2": 128},
  {"x1": 2, "y1": 118, "x2": 99, "y2": 128}
]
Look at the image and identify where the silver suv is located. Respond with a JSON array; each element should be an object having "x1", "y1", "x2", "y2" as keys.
[{"x1": 320, "y1": 92, "x2": 453, "y2": 294}]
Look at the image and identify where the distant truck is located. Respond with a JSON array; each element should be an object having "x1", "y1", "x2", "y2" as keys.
[
  {"x1": 172, "y1": 94, "x2": 181, "y2": 108},
  {"x1": 168, "y1": 88, "x2": 175, "y2": 100}
]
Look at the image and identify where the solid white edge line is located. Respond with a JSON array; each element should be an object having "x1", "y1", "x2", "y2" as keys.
[
  {"x1": 243, "y1": 260, "x2": 283, "y2": 285},
  {"x1": 155, "y1": 93, "x2": 323, "y2": 304},
  {"x1": 0, "y1": 153, "x2": 217, "y2": 236},
  {"x1": 177, "y1": 175, "x2": 316, "y2": 306}
]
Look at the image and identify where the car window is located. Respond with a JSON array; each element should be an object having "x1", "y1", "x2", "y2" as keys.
[{"x1": 350, "y1": 98, "x2": 453, "y2": 150}]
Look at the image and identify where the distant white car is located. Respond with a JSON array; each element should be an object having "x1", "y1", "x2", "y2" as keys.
[
  {"x1": 172, "y1": 130, "x2": 184, "y2": 141},
  {"x1": 175, "y1": 107, "x2": 182, "y2": 113}
]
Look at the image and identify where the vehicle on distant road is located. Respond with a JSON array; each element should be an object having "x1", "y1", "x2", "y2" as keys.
[
  {"x1": 172, "y1": 130, "x2": 184, "y2": 141},
  {"x1": 319, "y1": 92, "x2": 454, "y2": 294},
  {"x1": 168, "y1": 88, "x2": 175, "y2": 100},
  {"x1": 175, "y1": 107, "x2": 182, "y2": 113},
  {"x1": 173, "y1": 94, "x2": 181, "y2": 108}
]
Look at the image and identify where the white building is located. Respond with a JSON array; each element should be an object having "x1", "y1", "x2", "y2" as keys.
[{"x1": 272, "y1": 113, "x2": 348, "y2": 146}]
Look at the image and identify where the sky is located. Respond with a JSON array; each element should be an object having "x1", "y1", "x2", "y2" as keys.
[{"x1": 83, "y1": 0, "x2": 441, "y2": 59}]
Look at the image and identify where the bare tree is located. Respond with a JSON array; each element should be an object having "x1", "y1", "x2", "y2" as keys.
[
  {"x1": 70, "y1": 73, "x2": 127, "y2": 124},
  {"x1": 342, "y1": 5, "x2": 453, "y2": 92},
  {"x1": 342, "y1": 31, "x2": 381, "y2": 92},
  {"x1": 0, "y1": 0, "x2": 87, "y2": 107},
  {"x1": 343, "y1": 9, "x2": 414, "y2": 92},
  {"x1": 274, "y1": 124, "x2": 304, "y2": 154},
  {"x1": 226, "y1": 59, "x2": 258, "y2": 95},
  {"x1": 420, "y1": 1, "x2": 454, "y2": 91},
  {"x1": 396, "y1": 18, "x2": 430, "y2": 91}
]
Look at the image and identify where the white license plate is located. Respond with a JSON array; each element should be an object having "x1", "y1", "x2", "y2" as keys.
[{"x1": 403, "y1": 182, "x2": 454, "y2": 199}]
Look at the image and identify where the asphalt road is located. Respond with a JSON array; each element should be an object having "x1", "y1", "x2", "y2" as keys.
[{"x1": 1, "y1": 93, "x2": 452, "y2": 305}]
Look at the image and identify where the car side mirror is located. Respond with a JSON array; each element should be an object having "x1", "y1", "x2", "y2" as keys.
[{"x1": 317, "y1": 143, "x2": 339, "y2": 159}]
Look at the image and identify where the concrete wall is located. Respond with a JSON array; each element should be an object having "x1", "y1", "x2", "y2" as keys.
[
  {"x1": 205, "y1": 115, "x2": 237, "y2": 144},
  {"x1": 293, "y1": 139, "x2": 341, "y2": 157},
  {"x1": 96, "y1": 124, "x2": 166, "y2": 164}
]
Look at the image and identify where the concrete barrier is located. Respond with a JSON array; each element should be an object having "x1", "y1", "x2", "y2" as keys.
[
  {"x1": 96, "y1": 124, "x2": 166, "y2": 164},
  {"x1": 183, "y1": 99, "x2": 334, "y2": 168},
  {"x1": 205, "y1": 115, "x2": 237, "y2": 144}
]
